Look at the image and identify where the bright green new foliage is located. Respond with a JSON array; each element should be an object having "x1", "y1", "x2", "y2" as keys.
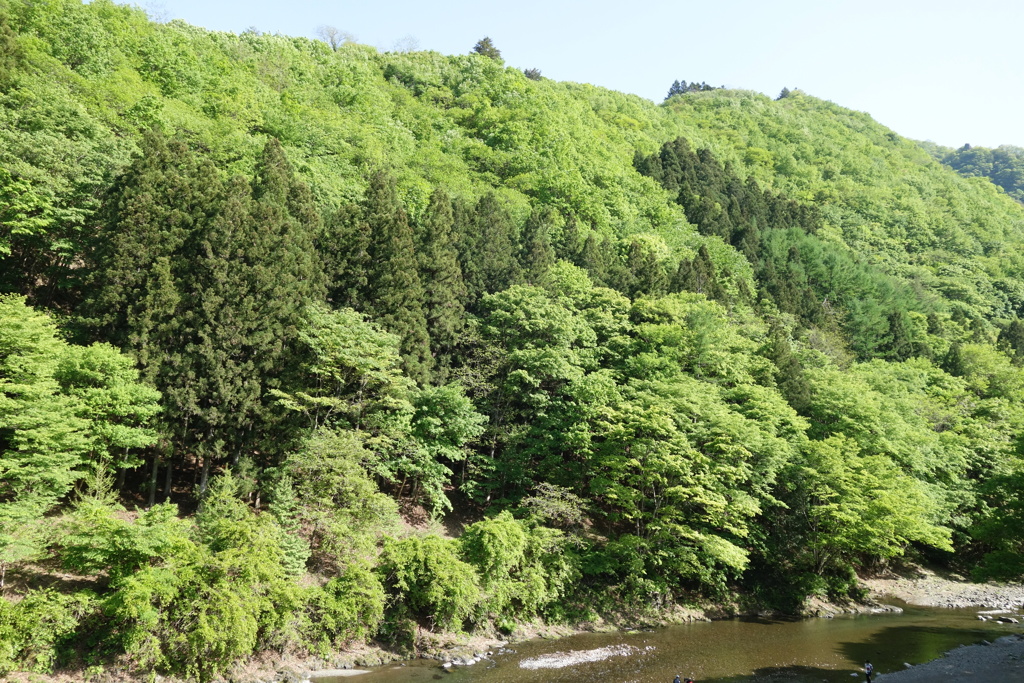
[
  {"x1": 0, "y1": 588, "x2": 97, "y2": 675},
  {"x1": 300, "y1": 561, "x2": 385, "y2": 653},
  {"x1": 6, "y1": 0, "x2": 1024, "y2": 672},
  {"x1": 377, "y1": 534, "x2": 480, "y2": 632},
  {"x1": 1, "y1": 295, "x2": 158, "y2": 588}
]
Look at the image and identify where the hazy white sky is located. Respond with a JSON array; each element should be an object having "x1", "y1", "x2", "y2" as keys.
[{"x1": 143, "y1": 0, "x2": 1023, "y2": 148}]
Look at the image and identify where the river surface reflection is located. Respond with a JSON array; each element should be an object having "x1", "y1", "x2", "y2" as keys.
[{"x1": 336, "y1": 604, "x2": 1021, "y2": 683}]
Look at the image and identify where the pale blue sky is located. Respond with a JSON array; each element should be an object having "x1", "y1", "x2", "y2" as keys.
[{"x1": 142, "y1": 0, "x2": 1022, "y2": 148}]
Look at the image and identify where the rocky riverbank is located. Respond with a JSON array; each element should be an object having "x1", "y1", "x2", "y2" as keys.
[
  {"x1": 863, "y1": 565, "x2": 1024, "y2": 610},
  {"x1": 859, "y1": 565, "x2": 1024, "y2": 682},
  {"x1": 876, "y1": 634, "x2": 1024, "y2": 682},
  {"x1": 176, "y1": 567, "x2": 1024, "y2": 682},
  {"x1": 11, "y1": 565, "x2": 1024, "y2": 683}
]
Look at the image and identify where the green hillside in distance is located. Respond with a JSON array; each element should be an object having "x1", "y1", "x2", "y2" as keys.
[
  {"x1": 920, "y1": 140, "x2": 1024, "y2": 205},
  {"x1": 3, "y1": 1, "x2": 1024, "y2": 680},
  {"x1": 4, "y1": 0, "x2": 1023, "y2": 319},
  {"x1": 664, "y1": 89, "x2": 1024, "y2": 319}
]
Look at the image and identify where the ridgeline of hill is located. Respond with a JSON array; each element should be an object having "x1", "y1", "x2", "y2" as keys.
[
  {"x1": 2, "y1": 1, "x2": 1024, "y2": 680},
  {"x1": 919, "y1": 140, "x2": 1024, "y2": 205}
]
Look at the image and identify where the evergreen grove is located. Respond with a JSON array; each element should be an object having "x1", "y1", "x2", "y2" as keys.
[{"x1": 3, "y1": 1, "x2": 1024, "y2": 679}]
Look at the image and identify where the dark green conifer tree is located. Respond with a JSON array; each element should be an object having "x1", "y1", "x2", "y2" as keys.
[
  {"x1": 942, "y1": 342, "x2": 966, "y2": 377},
  {"x1": 238, "y1": 138, "x2": 327, "y2": 467},
  {"x1": 416, "y1": 189, "x2": 467, "y2": 377},
  {"x1": 362, "y1": 171, "x2": 433, "y2": 384},
  {"x1": 672, "y1": 244, "x2": 723, "y2": 301},
  {"x1": 520, "y1": 207, "x2": 556, "y2": 286},
  {"x1": 998, "y1": 318, "x2": 1024, "y2": 364},
  {"x1": 250, "y1": 138, "x2": 325, "y2": 320},
  {"x1": 85, "y1": 133, "x2": 326, "y2": 492},
  {"x1": 578, "y1": 232, "x2": 605, "y2": 284},
  {"x1": 86, "y1": 130, "x2": 217, "y2": 375},
  {"x1": 624, "y1": 239, "x2": 667, "y2": 298},
  {"x1": 324, "y1": 204, "x2": 371, "y2": 309},
  {"x1": 84, "y1": 130, "x2": 223, "y2": 485},
  {"x1": 879, "y1": 310, "x2": 915, "y2": 362},
  {"x1": 766, "y1": 322, "x2": 811, "y2": 414},
  {"x1": 183, "y1": 176, "x2": 258, "y2": 486},
  {"x1": 669, "y1": 258, "x2": 692, "y2": 295},
  {"x1": 770, "y1": 245, "x2": 808, "y2": 318},
  {"x1": 459, "y1": 193, "x2": 521, "y2": 304},
  {"x1": 578, "y1": 232, "x2": 625, "y2": 290},
  {"x1": 737, "y1": 222, "x2": 762, "y2": 262},
  {"x1": 632, "y1": 150, "x2": 663, "y2": 185},
  {"x1": 471, "y1": 37, "x2": 503, "y2": 62},
  {"x1": 556, "y1": 212, "x2": 582, "y2": 263}
]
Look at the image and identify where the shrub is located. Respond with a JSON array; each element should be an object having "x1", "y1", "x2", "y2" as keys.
[
  {"x1": 0, "y1": 589, "x2": 97, "y2": 674},
  {"x1": 377, "y1": 535, "x2": 480, "y2": 632},
  {"x1": 299, "y1": 561, "x2": 385, "y2": 654}
]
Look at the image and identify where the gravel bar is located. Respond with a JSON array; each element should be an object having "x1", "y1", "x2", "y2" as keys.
[{"x1": 875, "y1": 634, "x2": 1024, "y2": 682}]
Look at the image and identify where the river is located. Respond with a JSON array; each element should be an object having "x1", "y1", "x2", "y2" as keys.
[{"x1": 330, "y1": 603, "x2": 1021, "y2": 683}]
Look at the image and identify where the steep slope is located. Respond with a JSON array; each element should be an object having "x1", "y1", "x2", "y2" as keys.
[
  {"x1": 5, "y1": 1, "x2": 1024, "y2": 326},
  {"x1": 922, "y1": 141, "x2": 1024, "y2": 205},
  {"x1": 4, "y1": 1, "x2": 1024, "y2": 678},
  {"x1": 664, "y1": 89, "x2": 1024, "y2": 322}
]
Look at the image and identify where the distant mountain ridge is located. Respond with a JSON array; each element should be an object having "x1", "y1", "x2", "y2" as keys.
[{"x1": 919, "y1": 140, "x2": 1024, "y2": 205}]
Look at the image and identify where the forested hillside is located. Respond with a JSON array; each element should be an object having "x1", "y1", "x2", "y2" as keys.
[
  {"x1": 921, "y1": 140, "x2": 1024, "y2": 205},
  {"x1": 3, "y1": 1, "x2": 1024, "y2": 680}
]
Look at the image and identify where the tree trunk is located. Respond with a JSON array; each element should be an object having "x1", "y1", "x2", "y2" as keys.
[
  {"x1": 199, "y1": 454, "x2": 212, "y2": 495},
  {"x1": 163, "y1": 453, "x2": 174, "y2": 500},
  {"x1": 148, "y1": 452, "x2": 159, "y2": 507}
]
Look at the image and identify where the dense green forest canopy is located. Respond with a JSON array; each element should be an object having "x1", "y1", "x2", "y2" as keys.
[
  {"x1": 920, "y1": 140, "x2": 1024, "y2": 205},
  {"x1": 2, "y1": 1, "x2": 1024, "y2": 679}
]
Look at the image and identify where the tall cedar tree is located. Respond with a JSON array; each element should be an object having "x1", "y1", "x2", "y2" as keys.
[
  {"x1": 520, "y1": 207, "x2": 556, "y2": 286},
  {"x1": 765, "y1": 322, "x2": 812, "y2": 413},
  {"x1": 578, "y1": 232, "x2": 629, "y2": 291},
  {"x1": 84, "y1": 130, "x2": 220, "y2": 487},
  {"x1": 198, "y1": 138, "x2": 325, "y2": 482},
  {"x1": 624, "y1": 239, "x2": 667, "y2": 299},
  {"x1": 459, "y1": 193, "x2": 521, "y2": 306},
  {"x1": 85, "y1": 130, "x2": 214, "y2": 377},
  {"x1": 248, "y1": 137, "x2": 326, "y2": 383},
  {"x1": 324, "y1": 203, "x2": 371, "y2": 309},
  {"x1": 85, "y1": 133, "x2": 324, "y2": 492},
  {"x1": 879, "y1": 310, "x2": 915, "y2": 362},
  {"x1": 84, "y1": 131, "x2": 219, "y2": 491},
  {"x1": 181, "y1": 176, "x2": 258, "y2": 488},
  {"x1": 416, "y1": 189, "x2": 467, "y2": 376},
  {"x1": 671, "y1": 244, "x2": 724, "y2": 301},
  {"x1": 361, "y1": 171, "x2": 433, "y2": 385},
  {"x1": 555, "y1": 212, "x2": 582, "y2": 262},
  {"x1": 577, "y1": 232, "x2": 609, "y2": 286}
]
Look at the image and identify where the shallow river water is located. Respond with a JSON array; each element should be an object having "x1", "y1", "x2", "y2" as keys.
[{"x1": 339, "y1": 603, "x2": 1021, "y2": 683}]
